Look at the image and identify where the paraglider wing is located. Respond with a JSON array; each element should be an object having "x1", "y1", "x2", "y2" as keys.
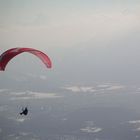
[{"x1": 0, "y1": 48, "x2": 52, "y2": 71}]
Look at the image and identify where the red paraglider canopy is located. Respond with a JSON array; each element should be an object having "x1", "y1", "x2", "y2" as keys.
[{"x1": 0, "y1": 48, "x2": 52, "y2": 71}]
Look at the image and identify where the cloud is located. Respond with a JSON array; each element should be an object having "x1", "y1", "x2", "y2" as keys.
[
  {"x1": 10, "y1": 91, "x2": 62, "y2": 100},
  {"x1": 8, "y1": 132, "x2": 38, "y2": 140},
  {"x1": 63, "y1": 86, "x2": 96, "y2": 93},
  {"x1": 61, "y1": 118, "x2": 68, "y2": 121},
  {"x1": 63, "y1": 83, "x2": 125, "y2": 94},
  {"x1": 16, "y1": 118, "x2": 26, "y2": 123},
  {"x1": 97, "y1": 84, "x2": 110, "y2": 88},
  {"x1": 0, "y1": 89, "x2": 9, "y2": 93},
  {"x1": 39, "y1": 75, "x2": 47, "y2": 80},
  {"x1": 97, "y1": 83, "x2": 126, "y2": 91},
  {"x1": 128, "y1": 120, "x2": 140, "y2": 132},
  {"x1": 19, "y1": 132, "x2": 30, "y2": 136},
  {"x1": 135, "y1": 128, "x2": 140, "y2": 132},
  {"x1": 10, "y1": 92, "x2": 27, "y2": 96},
  {"x1": 106, "y1": 85, "x2": 125, "y2": 90},
  {"x1": 8, "y1": 117, "x2": 29, "y2": 123},
  {"x1": 80, "y1": 120, "x2": 102, "y2": 133},
  {"x1": 25, "y1": 73, "x2": 47, "y2": 80},
  {"x1": 80, "y1": 127, "x2": 102, "y2": 133},
  {"x1": 128, "y1": 120, "x2": 140, "y2": 124}
]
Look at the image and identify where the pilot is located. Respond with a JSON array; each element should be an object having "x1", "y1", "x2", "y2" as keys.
[{"x1": 20, "y1": 107, "x2": 28, "y2": 115}]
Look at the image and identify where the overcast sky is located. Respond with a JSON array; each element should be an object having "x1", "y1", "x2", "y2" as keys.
[
  {"x1": 0, "y1": 0, "x2": 140, "y2": 84},
  {"x1": 0, "y1": 0, "x2": 139, "y2": 49}
]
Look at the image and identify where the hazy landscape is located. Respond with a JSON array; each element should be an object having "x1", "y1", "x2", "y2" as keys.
[{"x1": 0, "y1": 0, "x2": 140, "y2": 139}]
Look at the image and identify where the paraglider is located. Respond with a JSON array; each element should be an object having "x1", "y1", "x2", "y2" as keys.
[
  {"x1": 0, "y1": 48, "x2": 52, "y2": 116},
  {"x1": 0, "y1": 48, "x2": 52, "y2": 71}
]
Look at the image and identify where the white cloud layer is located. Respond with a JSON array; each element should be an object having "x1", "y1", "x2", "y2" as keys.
[
  {"x1": 10, "y1": 91, "x2": 62, "y2": 100},
  {"x1": 80, "y1": 120, "x2": 102, "y2": 133},
  {"x1": 80, "y1": 127, "x2": 102, "y2": 133},
  {"x1": 106, "y1": 85, "x2": 125, "y2": 90},
  {"x1": 128, "y1": 120, "x2": 140, "y2": 124},
  {"x1": 63, "y1": 83, "x2": 125, "y2": 94},
  {"x1": 0, "y1": 89, "x2": 9, "y2": 93},
  {"x1": 63, "y1": 86, "x2": 96, "y2": 93},
  {"x1": 128, "y1": 120, "x2": 140, "y2": 132},
  {"x1": 8, "y1": 116, "x2": 29, "y2": 123},
  {"x1": 16, "y1": 118, "x2": 26, "y2": 123}
]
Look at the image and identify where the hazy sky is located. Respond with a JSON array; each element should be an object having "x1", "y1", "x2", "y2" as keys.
[
  {"x1": 1, "y1": 2, "x2": 140, "y2": 140},
  {"x1": 0, "y1": 0, "x2": 140, "y2": 84},
  {"x1": 0, "y1": 0, "x2": 139, "y2": 50}
]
